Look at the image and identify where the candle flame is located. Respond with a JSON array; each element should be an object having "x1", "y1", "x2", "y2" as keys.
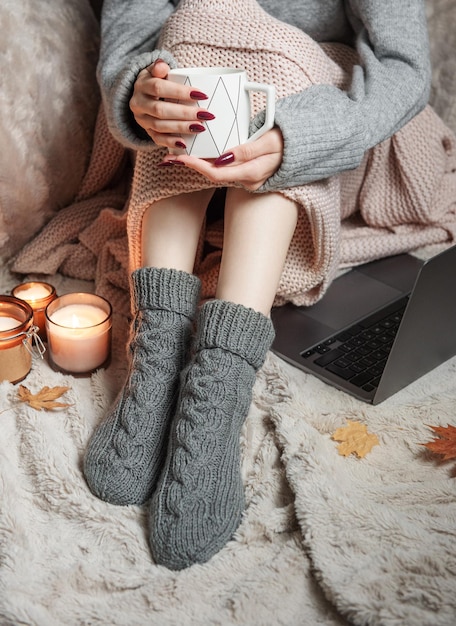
[{"x1": 71, "y1": 314, "x2": 81, "y2": 329}]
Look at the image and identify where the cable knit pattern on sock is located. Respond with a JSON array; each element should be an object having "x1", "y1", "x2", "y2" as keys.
[
  {"x1": 149, "y1": 300, "x2": 275, "y2": 569},
  {"x1": 83, "y1": 267, "x2": 201, "y2": 505}
]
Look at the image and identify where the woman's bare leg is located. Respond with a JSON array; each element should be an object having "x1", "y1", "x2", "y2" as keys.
[
  {"x1": 216, "y1": 187, "x2": 298, "y2": 314},
  {"x1": 141, "y1": 188, "x2": 215, "y2": 271}
]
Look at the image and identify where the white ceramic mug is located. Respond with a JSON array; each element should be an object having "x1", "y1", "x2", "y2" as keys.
[{"x1": 167, "y1": 67, "x2": 275, "y2": 158}]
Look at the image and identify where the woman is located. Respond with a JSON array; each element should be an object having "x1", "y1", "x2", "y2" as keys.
[{"x1": 84, "y1": 0, "x2": 432, "y2": 570}]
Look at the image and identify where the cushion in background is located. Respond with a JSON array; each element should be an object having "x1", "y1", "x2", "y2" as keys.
[
  {"x1": 0, "y1": 0, "x2": 100, "y2": 260},
  {"x1": 426, "y1": 0, "x2": 456, "y2": 134}
]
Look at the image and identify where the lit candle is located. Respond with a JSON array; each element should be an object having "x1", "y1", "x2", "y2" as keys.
[
  {"x1": 50, "y1": 304, "x2": 107, "y2": 328},
  {"x1": 14, "y1": 283, "x2": 50, "y2": 300},
  {"x1": 12, "y1": 281, "x2": 57, "y2": 339},
  {"x1": 0, "y1": 296, "x2": 35, "y2": 383},
  {"x1": 45, "y1": 293, "x2": 112, "y2": 375},
  {"x1": 0, "y1": 315, "x2": 21, "y2": 331}
]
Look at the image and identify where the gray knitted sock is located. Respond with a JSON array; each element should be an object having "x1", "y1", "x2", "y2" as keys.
[
  {"x1": 148, "y1": 299, "x2": 275, "y2": 569},
  {"x1": 83, "y1": 267, "x2": 201, "y2": 506}
]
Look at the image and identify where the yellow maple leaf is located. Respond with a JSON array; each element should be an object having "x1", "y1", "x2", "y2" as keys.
[
  {"x1": 332, "y1": 420, "x2": 379, "y2": 458},
  {"x1": 17, "y1": 385, "x2": 72, "y2": 411}
]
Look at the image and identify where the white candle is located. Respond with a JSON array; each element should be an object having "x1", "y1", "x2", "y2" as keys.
[
  {"x1": 46, "y1": 296, "x2": 112, "y2": 374},
  {"x1": 0, "y1": 316, "x2": 20, "y2": 331},
  {"x1": 50, "y1": 304, "x2": 107, "y2": 328},
  {"x1": 15, "y1": 283, "x2": 51, "y2": 301},
  {"x1": 0, "y1": 296, "x2": 34, "y2": 383},
  {"x1": 12, "y1": 282, "x2": 57, "y2": 339}
]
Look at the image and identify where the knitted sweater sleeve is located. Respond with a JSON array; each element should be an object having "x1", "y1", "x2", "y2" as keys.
[
  {"x1": 257, "y1": 0, "x2": 432, "y2": 191},
  {"x1": 98, "y1": 0, "x2": 431, "y2": 188},
  {"x1": 96, "y1": 0, "x2": 179, "y2": 149}
]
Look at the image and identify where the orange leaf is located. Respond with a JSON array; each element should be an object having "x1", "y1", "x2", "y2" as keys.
[
  {"x1": 332, "y1": 420, "x2": 379, "y2": 458},
  {"x1": 17, "y1": 385, "x2": 72, "y2": 411},
  {"x1": 423, "y1": 424, "x2": 456, "y2": 461}
]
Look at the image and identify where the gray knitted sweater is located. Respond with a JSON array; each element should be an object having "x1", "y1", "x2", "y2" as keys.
[{"x1": 98, "y1": 0, "x2": 431, "y2": 190}]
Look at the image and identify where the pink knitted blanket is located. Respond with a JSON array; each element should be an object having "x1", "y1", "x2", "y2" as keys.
[{"x1": 13, "y1": 0, "x2": 456, "y2": 317}]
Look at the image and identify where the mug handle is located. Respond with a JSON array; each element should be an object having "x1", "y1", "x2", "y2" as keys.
[{"x1": 244, "y1": 83, "x2": 276, "y2": 143}]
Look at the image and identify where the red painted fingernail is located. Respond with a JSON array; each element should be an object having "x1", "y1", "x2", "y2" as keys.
[
  {"x1": 157, "y1": 160, "x2": 185, "y2": 167},
  {"x1": 189, "y1": 123, "x2": 206, "y2": 133},
  {"x1": 190, "y1": 90, "x2": 208, "y2": 100},
  {"x1": 214, "y1": 152, "x2": 235, "y2": 166},
  {"x1": 175, "y1": 141, "x2": 187, "y2": 149},
  {"x1": 197, "y1": 111, "x2": 215, "y2": 121}
]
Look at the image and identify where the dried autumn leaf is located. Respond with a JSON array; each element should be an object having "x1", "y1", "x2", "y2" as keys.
[
  {"x1": 17, "y1": 385, "x2": 72, "y2": 411},
  {"x1": 423, "y1": 424, "x2": 456, "y2": 461},
  {"x1": 332, "y1": 420, "x2": 379, "y2": 458}
]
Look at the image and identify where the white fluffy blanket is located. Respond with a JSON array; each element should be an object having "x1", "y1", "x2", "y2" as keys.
[
  {"x1": 1, "y1": 253, "x2": 455, "y2": 626},
  {"x1": 1, "y1": 1, "x2": 456, "y2": 623}
]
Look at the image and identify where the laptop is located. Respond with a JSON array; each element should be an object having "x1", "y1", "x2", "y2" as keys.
[{"x1": 271, "y1": 244, "x2": 456, "y2": 404}]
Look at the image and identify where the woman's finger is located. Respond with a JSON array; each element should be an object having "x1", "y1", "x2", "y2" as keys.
[
  {"x1": 163, "y1": 128, "x2": 284, "y2": 190},
  {"x1": 147, "y1": 59, "x2": 169, "y2": 79},
  {"x1": 136, "y1": 66, "x2": 209, "y2": 104},
  {"x1": 148, "y1": 132, "x2": 189, "y2": 151},
  {"x1": 216, "y1": 129, "x2": 283, "y2": 165},
  {"x1": 134, "y1": 99, "x2": 213, "y2": 124},
  {"x1": 162, "y1": 153, "x2": 278, "y2": 191}
]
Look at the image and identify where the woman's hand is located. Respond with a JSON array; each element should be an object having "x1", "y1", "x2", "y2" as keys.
[
  {"x1": 129, "y1": 59, "x2": 215, "y2": 151},
  {"x1": 160, "y1": 127, "x2": 284, "y2": 191}
]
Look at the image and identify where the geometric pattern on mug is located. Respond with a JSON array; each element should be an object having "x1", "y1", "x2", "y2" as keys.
[{"x1": 183, "y1": 75, "x2": 241, "y2": 156}]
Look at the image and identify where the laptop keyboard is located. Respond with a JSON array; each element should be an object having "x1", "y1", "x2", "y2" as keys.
[{"x1": 300, "y1": 298, "x2": 408, "y2": 393}]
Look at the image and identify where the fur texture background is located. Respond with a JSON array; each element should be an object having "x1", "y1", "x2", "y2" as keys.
[
  {"x1": 0, "y1": 0, "x2": 100, "y2": 259},
  {"x1": 0, "y1": 247, "x2": 455, "y2": 626}
]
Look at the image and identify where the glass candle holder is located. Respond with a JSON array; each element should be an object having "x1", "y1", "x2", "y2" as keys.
[
  {"x1": 45, "y1": 293, "x2": 112, "y2": 375},
  {"x1": 12, "y1": 281, "x2": 57, "y2": 340},
  {"x1": 0, "y1": 296, "x2": 35, "y2": 383}
]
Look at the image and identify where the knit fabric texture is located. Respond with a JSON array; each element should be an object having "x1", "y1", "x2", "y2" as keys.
[
  {"x1": 149, "y1": 299, "x2": 276, "y2": 570},
  {"x1": 126, "y1": 0, "x2": 456, "y2": 306},
  {"x1": 83, "y1": 267, "x2": 201, "y2": 505}
]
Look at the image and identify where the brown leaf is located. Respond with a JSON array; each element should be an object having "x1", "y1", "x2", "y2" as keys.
[
  {"x1": 332, "y1": 420, "x2": 379, "y2": 458},
  {"x1": 423, "y1": 424, "x2": 456, "y2": 461},
  {"x1": 17, "y1": 385, "x2": 72, "y2": 411}
]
